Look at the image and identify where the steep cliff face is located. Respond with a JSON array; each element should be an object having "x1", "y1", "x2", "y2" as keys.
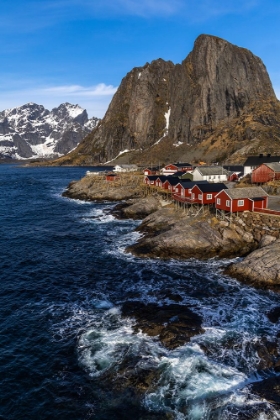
[
  {"x1": 169, "y1": 35, "x2": 276, "y2": 143},
  {"x1": 55, "y1": 34, "x2": 280, "y2": 165}
]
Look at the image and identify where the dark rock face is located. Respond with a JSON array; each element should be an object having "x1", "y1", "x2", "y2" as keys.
[
  {"x1": 251, "y1": 377, "x2": 280, "y2": 406},
  {"x1": 121, "y1": 301, "x2": 204, "y2": 350},
  {"x1": 0, "y1": 102, "x2": 99, "y2": 159},
  {"x1": 63, "y1": 34, "x2": 279, "y2": 165}
]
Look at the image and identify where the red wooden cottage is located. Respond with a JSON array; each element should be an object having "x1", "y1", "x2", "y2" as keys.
[
  {"x1": 143, "y1": 167, "x2": 160, "y2": 176},
  {"x1": 106, "y1": 173, "x2": 119, "y2": 181},
  {"x1": 162, "y1": 162, "x2": 193, "y2": 175},
  {"x1": 162, "y1": 177, "x2": 180, "y2": 193},
  {"x1": 251, "y1": 162, "x2": 280, "y2": 184},
  {"x1": 215, "y1": 187, "x2": 268, "y2": 213},
  {"x1": 190, "y1": 183, "x2": 227, "y2": 204},
  {"x1": 156, "y1": 176, "x2": 169, "y2": 188},
  {"x1": 173, "y1": 181, "x2": 208, "y2": 199},
  {"x1": 144, "y1": 175, "x2": 158, "y2": 185}
]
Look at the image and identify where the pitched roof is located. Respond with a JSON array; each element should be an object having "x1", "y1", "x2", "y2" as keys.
[
  {"x1": 223, "y1": 165, "x2": 244, "y2": 172},
  {"x1": 243, "y1": 155, "x2": 280, "y2": 166},
  {"x1": 264, "y1": 162, "x2": 280, "y2": 172},
  {"x1": 225, "y1": 187, "x2": 268, "y2": 199},
  {"x1": 174, "y1": 162, "x2": 192, "y2": 167},
  {"x1": 195, "y1": 166, "x2": 229, "y2": 176},
  {"x1": 146, "y1": 175, "x2": 158, "y2": 181},
  {"x1": 195, "y1": 183, "x2": 228, "y2": 193},
  {"x1": 157, "y1": 175, "x2": 169, "y2": 181},
  {"x1": 175, "y1": 180, "x2": 209, "y2": 188},
  {"x1": 164, "y1": 177, "x2": 180, "y2": 186},
  {"x1": 171, "y1": 171, "x2": 186, "y2": 177}
]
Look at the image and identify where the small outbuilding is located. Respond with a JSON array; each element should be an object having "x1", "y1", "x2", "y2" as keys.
[{"x1": 106, "y1": 173, "x2": 119, "y2": 182}]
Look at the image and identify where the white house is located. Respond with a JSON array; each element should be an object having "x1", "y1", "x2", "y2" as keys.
[
  {"x1": 192, "y1": 166, "x2": 228, "y2": 183},
  {"x1": 113, "y1": 164, "x2": 139, "y2": 173}
]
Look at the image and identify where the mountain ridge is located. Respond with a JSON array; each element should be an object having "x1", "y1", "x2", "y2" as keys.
[
  {"x1": 38, "y1": 35, "x2": 280, "y2": 165},
  {"x1": 0, "y1": 102, "x2": 100, "y2": 159}
]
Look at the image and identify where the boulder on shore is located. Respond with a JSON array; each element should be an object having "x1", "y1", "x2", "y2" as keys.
[
  {"x1": 226, "y1": 239, "x2": 280, "y2": 290},
  {"x1": 112, "y1": 196, "x2": 164, "y2": 219}
]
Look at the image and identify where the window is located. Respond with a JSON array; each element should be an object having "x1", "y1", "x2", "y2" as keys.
[
  {"x1": 226, "y1": 200, "x2": 230, "y2": 207},
  {"x1": 238, "y1": 200, "x2": 244, "y2": 206},
  {"x1": 207, "y1": 194, "x2": 212, "y2": 200},
  {"x1": 188, "y1": 189, "x2": 192, "y2": 193},
  {"x1": 198, "y1": 194, "x2": 202, "y2": 200},
  {"x1": 176, "y1": 188, "x2": 178, "y2": 192},
  {"x1": 181, "y1": 190, "x2": 184, "y2": 196},
  {"x1": 217, "y1": 198, "x2": 221, "y2": 205}
]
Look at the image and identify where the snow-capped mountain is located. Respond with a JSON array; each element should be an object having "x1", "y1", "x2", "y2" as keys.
[{"x1": 0, "y1": 102, "x2": 100, "y2": 159}]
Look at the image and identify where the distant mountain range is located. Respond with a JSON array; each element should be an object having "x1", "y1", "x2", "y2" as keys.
[
  {"x1": 53, "y1": 34, "x2": 280, "y2": 166},
  {"x1": 0, "y1": 102, "x2": 99, "y2": 159}
]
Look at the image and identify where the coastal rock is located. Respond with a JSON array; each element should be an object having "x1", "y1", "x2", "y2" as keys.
[
  {"x1": 63, "y1": 173, "x2": 143, "y2": 201},
  {"x1": 251, "y1": 377, "x2": 280, "y2": 406},
  {"x1": 117, "y1": 196, "x2": 163, "y2": 219},
  {"x1": 226, "y1": 239, "x2": 280, "y2": 289},
  {"x1": 121, "y1": 301, "x2": 204, "y2": 350},
  {"x1": 127, "y1": 207, "x2": 256, "y2": 259},
  {"x1": 259, "y1": 234, "x2": 277, "y2": 248}
]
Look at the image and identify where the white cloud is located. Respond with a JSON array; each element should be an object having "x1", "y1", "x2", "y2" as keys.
[{"x1": 0, "y1": 83, "x2": 118, "y2": 118}]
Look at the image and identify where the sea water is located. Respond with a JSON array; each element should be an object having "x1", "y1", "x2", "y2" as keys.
[{"x1": 1, "y1": 164, "x2": 280, "y2": 419}]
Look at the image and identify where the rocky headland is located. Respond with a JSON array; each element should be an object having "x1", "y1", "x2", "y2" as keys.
[{"x1": 63, "y1": 174, "x2": 280, "y2": 290}]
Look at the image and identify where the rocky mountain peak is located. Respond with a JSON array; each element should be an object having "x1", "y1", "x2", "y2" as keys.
[
  {"x1": 52, "y1": 34, "x2": 280, "y2": 166},
  {"x1": 0, "y1": 102, "x2": 100, "y2": 159}
]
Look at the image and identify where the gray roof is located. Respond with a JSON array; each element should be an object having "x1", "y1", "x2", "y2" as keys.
[
  {"x1": 264, "y1": 162, "x2": 280, "y2": 172},
  {"x1": 225, "y1": 187, "x2": 268, "y2": 199},
  {"x1": 195, "y1": 166, "x2": 229, "y2": 176}
]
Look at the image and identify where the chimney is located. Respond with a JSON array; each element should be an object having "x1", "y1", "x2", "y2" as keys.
[
  {"x1": 267, "y1": 153, "x2": 271, "y2": 157},
  {"x1": 259, "y1": 154, "x2": 263, "y2": 158}
]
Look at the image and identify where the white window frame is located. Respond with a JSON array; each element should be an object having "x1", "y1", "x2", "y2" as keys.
[
  {"x1": 206, "y1": 194, "x2": 212, "y2": 200},
  {"x1": 188, "y1": 189, "x2": 192, "y2": 193},
  {"x1": 226, "y1": 200, "x2": 230, "y2": 207},
  {"x1": 217, "y1": 198, "x2": 221, "y2": 205},
  {"x1": 238, "y1": 200, "x2": 244, "y2": 207},
  {"x1": 176, "y1": 187, "x2": 179, "y2": 192},
  {"x1": 198, "y1": 194, "x2": 202, "y2": 200}
]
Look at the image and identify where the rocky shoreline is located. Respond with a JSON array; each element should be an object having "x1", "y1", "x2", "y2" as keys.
[
  {"x1": 63, "y1": 175, "x2": 280, "y2": 411},
  {"x1": 63, "y1": 175, "x2": 280, "y2": 289}
]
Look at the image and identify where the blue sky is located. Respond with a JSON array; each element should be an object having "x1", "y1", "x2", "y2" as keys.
[{"x1": 1, "y1": 0, "x2": 280, "y2": 118}]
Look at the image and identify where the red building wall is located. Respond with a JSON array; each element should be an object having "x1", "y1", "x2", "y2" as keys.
[{"x1": 251, "y1": 164, "x2": 280, "y2": 183}]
